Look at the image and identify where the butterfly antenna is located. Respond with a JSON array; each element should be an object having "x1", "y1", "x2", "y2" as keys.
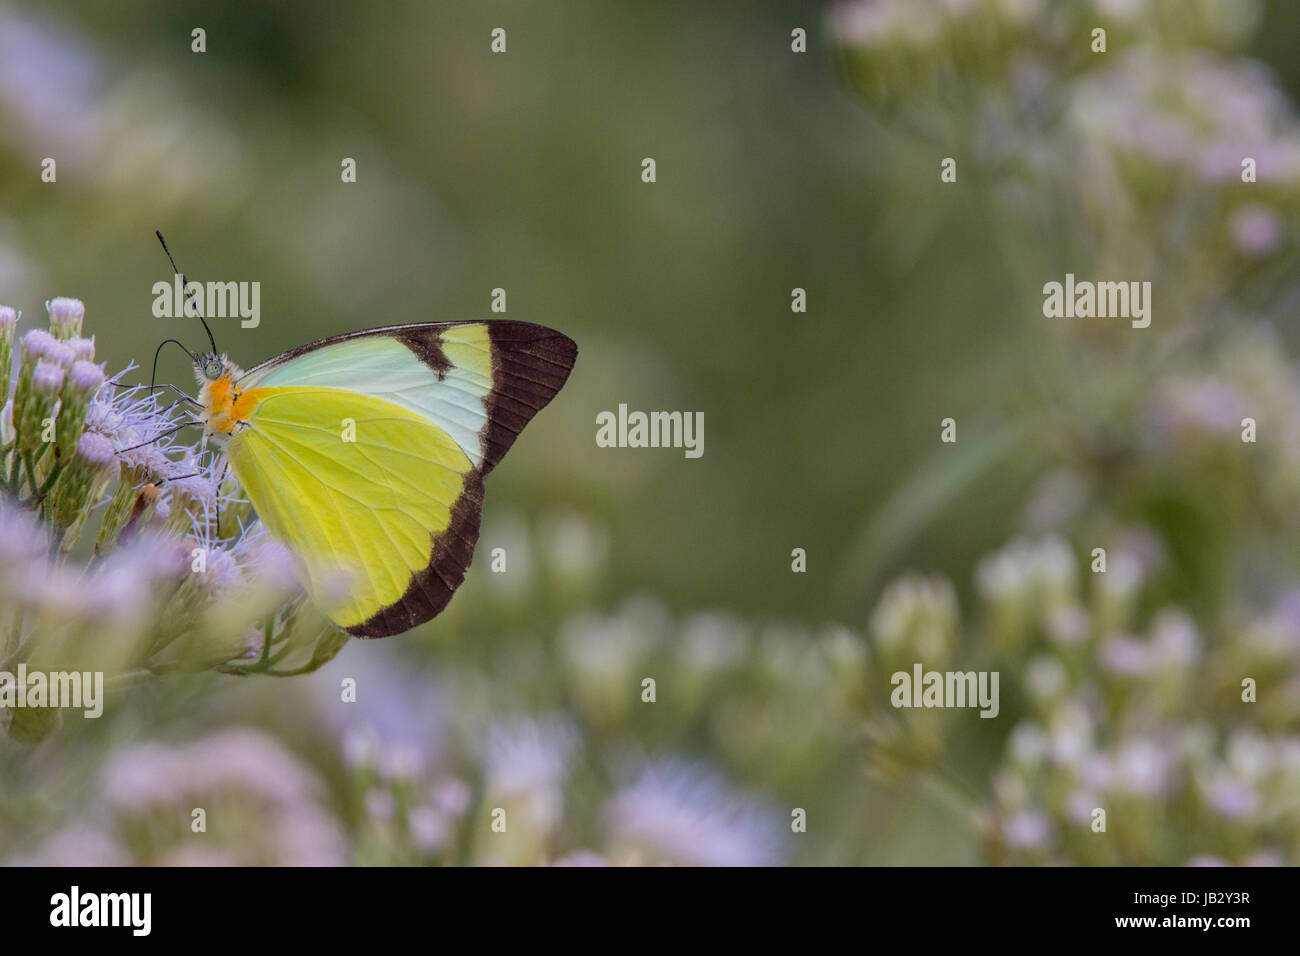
[
  {"x1": 151, "y1": 338, "x2": 199, "y2": 392},
  {"x1": 156, "y1": 230, "x2": 219, "y2": 355}
]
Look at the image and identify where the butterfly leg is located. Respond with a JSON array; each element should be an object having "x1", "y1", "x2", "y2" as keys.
[
  {"x1": 214, "y1": 456, "x2": 230, "y2": 538},
  {"x1": 106, "y1": 379, "x2": 203, "y2": 410},
  {"x1": 152, "y1": 384, "x2": 204, "y2": 409}
]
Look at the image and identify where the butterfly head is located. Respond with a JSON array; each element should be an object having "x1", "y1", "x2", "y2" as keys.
[{"x1": 193, "y1": 351, "x2": 229, "y2": 384}]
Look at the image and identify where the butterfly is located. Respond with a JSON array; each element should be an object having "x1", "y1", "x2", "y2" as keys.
[{"x1": 185, "y1": 320, "x2": 576, "y2": 638}]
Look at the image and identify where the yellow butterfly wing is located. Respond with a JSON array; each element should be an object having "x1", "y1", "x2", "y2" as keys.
[{"x1": 222, "y1": 321, "x2": 576, "y2": 637}]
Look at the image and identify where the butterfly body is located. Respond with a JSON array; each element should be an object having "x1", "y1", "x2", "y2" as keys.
[
  {"x1": 191, "y1": 321, "x2": 577, "y2": 638},
  {"x1": 194, "y1": 364, "x2": 256, "y2": 441}
]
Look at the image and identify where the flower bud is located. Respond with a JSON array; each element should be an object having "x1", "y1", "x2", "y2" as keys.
[
  {"x1": 50, "y1": 431, "x2": 117, "y2": 536},
  {"x1": 67, "y1": 336, "x2": 96, "y2": 362},
  {"x1": 45, "y1": 297, "x2": 85, "y2": 340},
  {"x1": 869, "y1": 573, "x2": 958, "y2": 673},
  {"x1": 12, "y1": 331, "x2": 67, "y2": 453},
  {"x1": 0, "y1": 305, "x2": 17, "y2": 403},
  {"x1": 44, "y1": 340, "x2": 75, "y2": 368},
  {"x1": 94, "y1": 466, "x2": 135, "y2": 554},
  {"x1": 16, "y1": 360, "x2": 64, "y2": 457},
  {"x1": 12, "y1": 330, "x2": 52, "y2": 427},
  {"x1": 54, "y1": 359, "x2": 105, "y2": 462}
]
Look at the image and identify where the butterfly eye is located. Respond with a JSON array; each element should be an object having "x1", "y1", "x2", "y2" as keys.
[{"x1": 204, "y1": 360, "x2": 222, "y2": 379}]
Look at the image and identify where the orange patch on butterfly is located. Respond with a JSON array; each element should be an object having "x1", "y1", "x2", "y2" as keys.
[{"x1": 202, "y1": 376, "x2": 268, "y2": 435}]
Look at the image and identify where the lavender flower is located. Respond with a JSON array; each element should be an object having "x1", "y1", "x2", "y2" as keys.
[
  {"x1": 1002, "y1": 810, "x2": 1053, "y2": 851},
  {"x1": 30, "y1": 360, "x2": 63, "y2": 392},
  {"x1": 14, "y1": 359, "x2": 63, "y2": 460},
  {"x1": 97, "y1": 728, "x2": 346, "y2": 865},
  {"x1": 48, "y1": 429, "x2": 116, "y2": 537},
  {"x1": 67, "y1": 335, "x2": 95, "y2": 361},
  {"x1": 1098, "y1": 635, "x2": 1153, "y2": 677},
  {"x1": 604, "y1": 760, "x2": 786, "y2": 866},
  {"x1": 45, "y1": 297, "x2": 85, "y2": 339},
  {"x1": 0, "y1": 296, "x2": 352, "y2": 745},
  {"x1": 1230, "y1": 204, "x2": 1285, "y2": 258},
  {"x1": 1203, "y1": 776, "x2": 1258, "y2": 820},
  {"x1": 54, "y1": 358, "x2": 104, "y2": 461},
  {"x1": 161, "y1": 450, "x2": 219, "y2": 536},
  {"x1": 482, "y1": 716, "x2": 576, "y2": 834}
]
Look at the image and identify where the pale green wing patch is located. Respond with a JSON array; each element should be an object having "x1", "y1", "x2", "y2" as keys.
[{"x1": 243, "y1": 333, "x2": 490, "y2": 469}]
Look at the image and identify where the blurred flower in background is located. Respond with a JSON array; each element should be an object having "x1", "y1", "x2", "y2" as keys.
[
  {"x1": 14, "y1": 728, "x2": 345, "y2": 865},
  {"x1": 3, "y1": 0, "x2": 1300, "y2": 867},
  {"x1": 832, "y1": 0, "x2": 1300, "y2": 865}
]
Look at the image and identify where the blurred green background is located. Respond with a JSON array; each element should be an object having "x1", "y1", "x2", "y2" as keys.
[
  {"x1": 5, "y1": 0, "x2": 1295, "y2": 618},
  {"x1": 1, "y1": 0, "x2": 1047, "y2": 619}
]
